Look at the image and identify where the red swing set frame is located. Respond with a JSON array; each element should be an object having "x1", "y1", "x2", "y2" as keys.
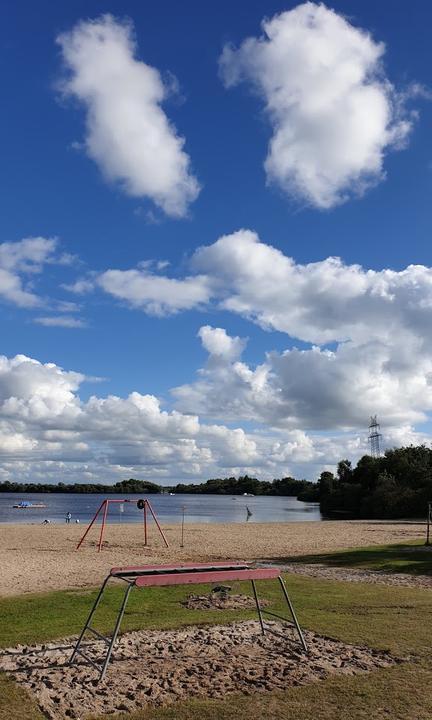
[{"x1": 76, "y1": 498, "x2": 169, "y2": 552}]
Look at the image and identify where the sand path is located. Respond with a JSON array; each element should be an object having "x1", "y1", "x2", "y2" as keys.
[
  {"x1": 271, "y1": 562, "x2": 432, "y2": 589},
  {"x1": 0, "y1": 520, "x2": 424, "y2": 597}
]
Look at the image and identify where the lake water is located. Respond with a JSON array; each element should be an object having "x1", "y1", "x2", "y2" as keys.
[{"x1": 0, "y1": 493, "x2": 321, "y2": 525}]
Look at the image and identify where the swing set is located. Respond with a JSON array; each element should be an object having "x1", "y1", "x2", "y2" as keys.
[{"x1": 76, "y1": 498, "x2": 169, "y2": 552}]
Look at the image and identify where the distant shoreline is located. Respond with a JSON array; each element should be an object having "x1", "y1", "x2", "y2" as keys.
[
  {"x1": 0, "y1": 474, "x2": 319, "y2": 501},
  {"x1": 0, "y1": 518, "x2": 425, "y2": 527},
  {"x1": 0, "y1": 490, "x2": 312, "y2": 497}
]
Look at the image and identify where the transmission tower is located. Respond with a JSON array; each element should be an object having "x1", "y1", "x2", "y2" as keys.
[{"x1": 368, "y1": 415, "x2": 382, "y2": 458}]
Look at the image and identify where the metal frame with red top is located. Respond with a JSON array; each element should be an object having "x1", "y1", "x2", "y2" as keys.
[{"x1": 69, "y1": 561, "x2": 308, "y2": 682}]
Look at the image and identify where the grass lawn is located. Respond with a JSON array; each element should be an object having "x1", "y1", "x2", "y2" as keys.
[
  {"x1": 0, "y1": 546, "x2": 431, "y2": 720},
  {"x1": 282, "y1": 540, "x2": 432, "y2": 575}
]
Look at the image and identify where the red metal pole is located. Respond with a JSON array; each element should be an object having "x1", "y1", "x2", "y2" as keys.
[
  {"x1": 98, "y1": 500, "x2": 109, "y2": 553},
  {"x1": 143, "y1": 501, "x2": 148, "y2": 546},
  {"x1": 76, "y1": 500, "x2": 105, "y2": 550},
  {"x1": 146, "y1": 499, "x2": 169, "y2": 548}
]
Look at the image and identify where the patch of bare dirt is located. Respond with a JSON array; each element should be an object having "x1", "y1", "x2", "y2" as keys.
[
  {"x1": 0, "y1": 621, "x2": 398, "y2": 719},
  {"x1": 182, "y1": 590, "x2": 270, "y2": 610}
]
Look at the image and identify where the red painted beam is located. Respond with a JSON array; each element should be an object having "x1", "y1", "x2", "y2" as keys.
[
  {"x1": 110, "y1": 561, "x2": 250, "y2": 575},
  {"x1": 105, "y1": 499, "x2": 132, "y2": 503},
  {"x1": 134, "y1": 567, "x2": 280, "y2": 587}
]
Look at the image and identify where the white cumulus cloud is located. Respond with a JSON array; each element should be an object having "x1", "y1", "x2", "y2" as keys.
[
  {"x1": 191, "y1": 229, "x2": 432, "y2": 347},
  {"x1": 57, "y1": 14, "x2": 200, "y2": 217},
  {"x1": 150, "y1": 228, "x2": 432, "y2": 432},
  {"x1": 0, "y1": 354, "x2": 267, "y2": 481},
  {"x1": 44, "y1": 227, "x2": 432, "y2": 460},
  {"x1": 174, "y1": 330, "x2": 432, "y2": 431},
  {"x1": 198, "y1": 325, "x2": 247, "y2": 361},
  {"x1": 97, "y1": 267, "x2": 211, "y2": 315},
  {"x1": 0, "y1": 352, "x2": 430, "y2": 482},
  {"x1": 219, "y1": 2, "x2": 413, "y2": 208}
]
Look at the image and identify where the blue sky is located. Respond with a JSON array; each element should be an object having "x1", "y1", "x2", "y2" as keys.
[{"x1": 0, "y1": 1, "x2": 431, "y2": 484}]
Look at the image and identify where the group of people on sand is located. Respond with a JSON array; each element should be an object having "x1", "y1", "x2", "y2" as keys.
[
  {"x1": 42, "y1": 512, "x2": 80, "y2": 525},
  {"x1": 66, "y1": 512, "x2": 80, "y2": 523}
]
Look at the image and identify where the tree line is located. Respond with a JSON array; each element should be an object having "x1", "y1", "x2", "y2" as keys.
[
  {"x1": 319, "y1": 445, "x2": 432, "y2": 518},
  {"x1": 0, "y1": 478, "x2": 161, "y2": 494},
  {"x1": 171, "y1": 475, "x2": 318, "y2": 498},
  {"x1": 0, "y1": 475, "x2": 317, "y2": 498},
  {"x1": 2, "y1": 445, "x2": 431, "y2": 519}
]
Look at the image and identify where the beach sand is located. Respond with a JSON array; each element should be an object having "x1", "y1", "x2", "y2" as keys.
[{"x1": 0, "y1": 519, "x2": 424, "y2": 597}]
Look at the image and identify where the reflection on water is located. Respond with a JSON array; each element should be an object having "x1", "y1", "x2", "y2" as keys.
[
  {"x1": 0, "y1": 492, "x2": 322, "y2": 525},
  {"x1": 285, "y1": 506, "x2": 318, "y2": 512}
]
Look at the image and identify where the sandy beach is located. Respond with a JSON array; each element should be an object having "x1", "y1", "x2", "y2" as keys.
[{"x1": 0, "y1": 519, "x2": 424, "y2": 597}]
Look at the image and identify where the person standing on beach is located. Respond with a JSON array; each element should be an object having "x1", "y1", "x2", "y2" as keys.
[{"x1": 65, "y1": 512, "x2": 72, "y2": 524}]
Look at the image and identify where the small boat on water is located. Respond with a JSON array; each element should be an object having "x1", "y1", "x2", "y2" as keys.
[{"x1": 12, "y1": 500, "x2": 47, "y2": 509}]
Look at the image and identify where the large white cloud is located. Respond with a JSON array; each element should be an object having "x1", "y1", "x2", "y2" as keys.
[
  {"x1": 5, "y1": 226, "x2": 432, "y2": 480},
  {"x1": 57, "y1": 15, "x2": 200, "y2": 217},
  {"x1": 219, "y1": 2, "x2": 413, "y2": 208},
  {"x1": 191, "y1": 230, "x2": 432, "y2": 347},
  {"x1": 78, "y1": 228, "x2": 432, "y2": 433},
  {"x1": 0, "y1": 353, "x2": 429, "y2": 483},
  {"x1": 173, "y1": 327, "x2": 432, "y2": 431},
  {"x1": 0, "y1": 354, "x2": 83, "y2": 422},
  {"x1": 0, "y1": 354, "x2": 263, "y2": 482},
  {"x1": 93, "y1": 229, "x2": 432, "y2": 350}
]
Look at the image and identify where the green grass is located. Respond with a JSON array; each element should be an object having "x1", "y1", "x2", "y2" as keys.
[
  {"x1": 0, "y1": 581, "x2": 271, "y2": 648},
  {"x1": 283, "y1": 540, "x2": 432, "y2": 575},
  {"x1": 0, "y1": 674, "x2": 43, "y2": 720},
  {"x1": 1, "y1": 574, "x2": 430, "y2": 656},
  {"x1": 1, "y1": 559, "x2": 432, "y2": 720}
]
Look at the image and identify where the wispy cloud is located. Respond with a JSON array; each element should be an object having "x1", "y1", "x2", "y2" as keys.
[
  {"x1": 34, "y1": 316, "x2": 86, "y2": 328},
  {"x1": 0, "y1": 237, "x2": 59, "y2": 308},
  {"x1": 96, "y1": 268, "x2": 211, "y2": 315}
]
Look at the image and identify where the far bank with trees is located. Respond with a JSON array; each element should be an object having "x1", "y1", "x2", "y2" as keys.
[{"x1": 1, "y1": 445, "x2": 431, "y2": 520}]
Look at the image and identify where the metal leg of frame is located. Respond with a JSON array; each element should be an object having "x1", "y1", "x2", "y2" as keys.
[
  {"x1": 69, "y1": 574, "x2": 111, "y2": 664},
  {"x1": 251, "y1": 579, "x2": 265, "y2": 635},
  {"x1": 278, "y1": 575, "x2": 308, "y2": 653},
  {"x1": 99, "y1": 582, "x2": 134, "y2": 682},
  {"x1": 146, "y1": 499, "x2": 169, "y2": 548}
]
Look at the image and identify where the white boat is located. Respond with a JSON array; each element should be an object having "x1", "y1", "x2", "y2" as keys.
[{"x1": 13, "y1": 500, "x2": 47, "y2": 509}]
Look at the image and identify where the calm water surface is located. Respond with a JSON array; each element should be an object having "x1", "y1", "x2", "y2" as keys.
[{"x1": 0, "y1": 493, "x2": 321, "y2": 524}]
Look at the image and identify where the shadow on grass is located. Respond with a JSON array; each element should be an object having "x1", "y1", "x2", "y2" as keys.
[{"x1": 270, "y1": 543, "x2": 432, "y2": 576}]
